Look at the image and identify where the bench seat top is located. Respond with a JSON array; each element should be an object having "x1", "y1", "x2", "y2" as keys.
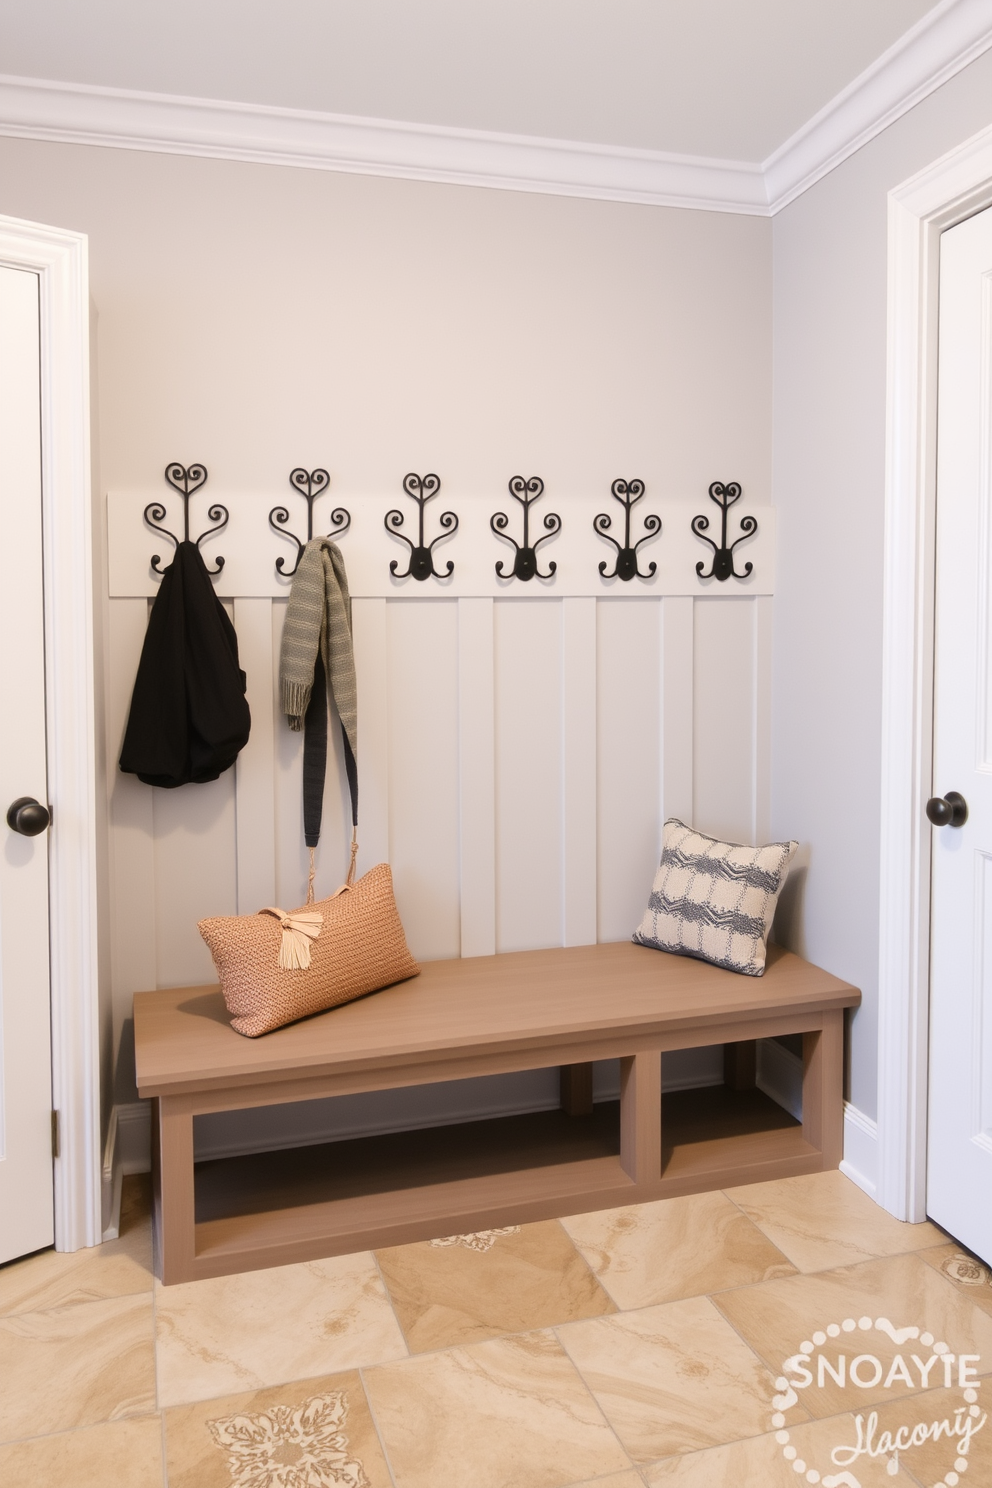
[{"x1": 134, "y1": 940, "x2": 860, "y2": 1099}]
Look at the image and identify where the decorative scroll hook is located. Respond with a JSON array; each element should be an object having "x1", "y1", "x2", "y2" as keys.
[
  {"x1": 691, "y1": 480, "x2": 757, "y2": 581},
  {"x1": 269, "y1": 467, "x2": 350, "y2": 577},
  {"x1": 491, "y1": 476, "x2": 561, "y2": 581},
  {"x1": 143, "y1": 463, "x2": 227, "y2": 575},
  {"x1": 384, "y1": 472, "x2": 458, "y2": 580},
  {"x1": 594, "y1": 478, "x2": 661, "y2": 580}
]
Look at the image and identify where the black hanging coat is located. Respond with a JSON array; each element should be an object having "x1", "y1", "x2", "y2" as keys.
[{"x1": 119, "y1": 541, "x2": 251, "y2": 787}]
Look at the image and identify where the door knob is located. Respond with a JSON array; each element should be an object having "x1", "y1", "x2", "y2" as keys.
[
  {"x1": 926, "y1": 791, "x2": 968, "y2": 828},
  {"x1": 6, "y1": 797, "x2": 51, "y2": 836}
]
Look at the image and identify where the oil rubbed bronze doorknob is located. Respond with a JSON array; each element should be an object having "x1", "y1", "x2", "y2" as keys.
[
  {"x1": 6, "y1": 797, "x2": 51, "y2": 836},
  {"x1": 926, "y1": 791, "x2": 968, "y2": 828}
]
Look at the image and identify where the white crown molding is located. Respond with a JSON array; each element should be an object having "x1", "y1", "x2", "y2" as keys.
[
  {"x1": 764, "y1": 0, "x2": 992, "y2": 212},
  {"x1": 0, "y1": 2, "x2": 989, "y2": 219},
  {"x1": 0, "y1": 73, "x2": 768, "y2": 215}
]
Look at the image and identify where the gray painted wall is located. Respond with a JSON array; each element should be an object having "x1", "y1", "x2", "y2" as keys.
[{"x1": 771, "y1": 48, "x2": 992, "y2": 1119}]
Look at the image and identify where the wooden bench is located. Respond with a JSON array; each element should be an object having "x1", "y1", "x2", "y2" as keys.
[{"x1": 133, "y1": 940, "x2": 859, "y2": 1284}]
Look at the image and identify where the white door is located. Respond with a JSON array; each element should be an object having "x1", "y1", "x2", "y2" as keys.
[
  {"x1": 929, "y1": 204, "x2": 992, "y2": 1262},
  {"x1": 0, "y1": 264, "x2": 54, "y2": 1262}
]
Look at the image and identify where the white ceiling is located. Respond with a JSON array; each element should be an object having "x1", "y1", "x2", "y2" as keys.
[{"x1": 0, "y1": 0, "x2": 942, "y2": 162}]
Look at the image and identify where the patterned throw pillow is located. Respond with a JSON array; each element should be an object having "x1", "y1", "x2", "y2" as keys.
[{"x1": 633, "y1": 819, "x2": 798, "y2": 976}]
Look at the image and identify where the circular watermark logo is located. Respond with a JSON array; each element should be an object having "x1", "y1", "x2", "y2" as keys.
[{"x1": 771, "y1": 1313, "x2": 986, "y2": 1486}]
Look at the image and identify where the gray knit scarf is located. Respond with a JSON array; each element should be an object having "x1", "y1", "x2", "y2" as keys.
[{"x1": 279, "y1": 539, "x2": 358, "y2": 891}]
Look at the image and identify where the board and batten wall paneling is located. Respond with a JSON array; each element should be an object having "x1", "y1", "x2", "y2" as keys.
[
  {"x1": 458, "y1": 598, "x2": 496, "y2": 958},
  {"x1": 692, "y1": 596, "x2": 757, "y2": 845},
  {"x1": 597, "y1": 598, "x2": 663, "y2": 944},
  {"x1": 350, "y1": 598, "x2": 390, "y2": 873},
  {"x1": 562, "y1": 598, "x2": 598, "y2": 947},
  {"x1": 753, "y1": 594, "x2": 773, "y2": 843},
  {"x1": 152, "y1": 774, "x2": 237, "y2": 988},
  {"x1": 233, "y1": 598, "x2": 276, "y2": 914},
  {"x1": 107, "y1": 589, "x2": 770, "y2": 1152},
  {"x1": 662, "y1": 597, "x2": 694, "y2": 824},
  {"x1": 106, "y1": 599, "x2": 156, "y2": 1051},
  {"x1": 494, "y1": 599, "x2": 565, "y2": 954},
  {"x1": 387, "y1": 600, "x2": 461, "y2": 963}
]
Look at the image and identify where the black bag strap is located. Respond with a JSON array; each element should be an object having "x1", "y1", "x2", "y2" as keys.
[{"x1": 302, "y1": 648, "x2": 359, "y2": 900}]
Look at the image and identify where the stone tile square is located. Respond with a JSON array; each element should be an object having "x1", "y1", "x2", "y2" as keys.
[
  {"x1": 155, "y1": 1252, "x2": 408, "y2": 1406},
  {"x1": 565, "y1": 1474, "x2": 643, "y2": 1488},
  {"x1": 641, "y1": 1415, "x2": 921, "y2": 1485},
  {"x1": 724, "y1": 1170, "x2": 945, "y2": 1272},
  {"x1": 364, "y1": 1328, "x2": 632, "y2": 1488},
  {"x1": 0, "y1": 1175, "x2": 153, "y2": 1316},
  {"x1": 164, "y1": 1369, "x2": 391, "y2": 1488},
  {"x1": 0, "y1": 1293, "x2": 156, "y2": 1442},
  {"x1": 868, "y1": 1382, "x2": 990, "y2": 1485},
  {"x1": 557, "y1": 1294, "x2": 803, "y2": 1463},
  {"x1": 561, "y1": 1190, "x2": 795, "y2": 1309},
  {"x1": 375, "y1": 1219, "x2": 614, "y2": 1351},
  {"x1": 918, "y1": 1241, "x2": 992, "y2": 1317},
  {"x1": 0, "y1": 1415, "x2": 163, "y2": 1488},
  {"x1": 712, "y1": 1249, "x2": 992, "y2": 1419}
]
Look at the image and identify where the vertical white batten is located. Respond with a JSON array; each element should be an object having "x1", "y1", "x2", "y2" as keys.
[
  {"x1": 562, "y1": 597, "x2": 597, "y2": 946},
  {"x1": 106, "y1": 600, "x2": 157, "y2": 1026},
  {"x1": 233, "y1": 598, "x2": 276, "y2": 912},
  {"x1": 753, "y1": 595, "x2": 773, "y2": 843},
  {"x1": 352, "y1": 598, "x2": 390, "y2": 871},
  {"x1": 662, "y1": 596, "x2": 694, "y2": 827},
  {"x1": 458, "y1": 597, "x2": 496, "y2": 957}
]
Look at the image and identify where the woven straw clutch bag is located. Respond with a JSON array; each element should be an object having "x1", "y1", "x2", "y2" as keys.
[{"x1": 198, "y1": 862, "x2": 419, "y2": 1037}]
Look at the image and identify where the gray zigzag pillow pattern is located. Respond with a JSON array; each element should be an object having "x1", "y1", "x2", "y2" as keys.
[{"x1": 633, "y1": 819, "x2": 798, "y2": 976}]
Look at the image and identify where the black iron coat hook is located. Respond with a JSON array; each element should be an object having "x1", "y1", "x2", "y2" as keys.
[
  {"x1": 692, "y1": 480, "x2": 757, "y2": 581},
  {"x1": 594, "y1": 478, "x2": 661, "y2": 580},
  {"x1": 385, "y1": 473, "x2": 458, "y2": 580},
  {"x1": 491, "y1": 476, "x2": 561, "y2": 581},
  {"x1": 269, "y1": 468, "x2": 350, "y2": 577},
  {"x1": 144, "y1": 463, "x2": 228, "y2": 574}
]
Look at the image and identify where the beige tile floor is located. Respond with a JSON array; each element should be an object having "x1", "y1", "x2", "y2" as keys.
[{"x1": 1, "y1": 1168, "x2": 989, "y2": 1487}]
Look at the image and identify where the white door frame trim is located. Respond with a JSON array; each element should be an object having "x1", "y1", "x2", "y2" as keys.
[
  {"x1": 878, "y1": 122, "x2": 992, "y2": 1222},
  {"x1": 0, "y1": 213, "x2": 100, "y2": 1250}
]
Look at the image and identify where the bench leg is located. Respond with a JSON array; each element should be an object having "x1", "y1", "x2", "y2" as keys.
[
  {"x1": 154, "y1": 1095, "x2": 197, "y2": 1284},
  {"x1": 802, "y1": 1012, "x2": 844, "y2": 1169},
  {"x1": 560, "y1": 1063, "x2": 594, "y2": 1116},
  {"x1": 620, "y1": 1050, "x2": 662, "y2": 1187},
  {"x1": 723, "y1": 1040, "x2": 757, "y2": 1092}
]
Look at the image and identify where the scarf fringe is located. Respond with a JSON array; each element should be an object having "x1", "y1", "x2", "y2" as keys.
[{"x1": 281, "y1": 679, "x2": 311, "y2": 731}]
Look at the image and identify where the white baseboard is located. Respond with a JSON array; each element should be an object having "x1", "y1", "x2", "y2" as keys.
[
  {"x1": 106, "y1": 1053, "x2": 876, "y2": 1204},
  {"x1": 662, "y1": 1045, "x2": 725, "y2": 1095},
  {"x1": 840, "y1": 1101, "x2": 879, "y2": 1199},
  {"x1": 101, "y1": 1099, "x2": 150, "y2": 1238},
  {"x1": 108, "y1": 1047, "x2": 726, "y2": 1171},
  {"x1": 756, "y1": 1042, "x2": 879, "y2": 1200},
  {"x1": 196, "y1": 1074, "x2": 565, "y2": 1163},
  {"x1": 100, "y1": 1106, "x2": 123, "y2": 1241}
]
